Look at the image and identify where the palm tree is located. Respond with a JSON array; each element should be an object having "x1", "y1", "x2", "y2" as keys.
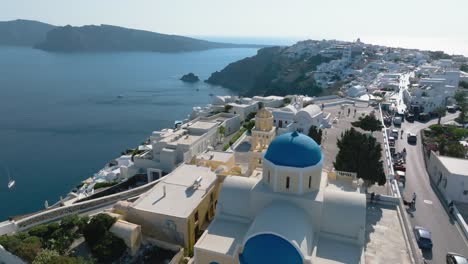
[{"x1": 433, "y1": 107, "x2": 446, "y2": 125}]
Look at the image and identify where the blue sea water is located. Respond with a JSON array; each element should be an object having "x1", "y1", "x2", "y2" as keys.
[{"x1": 0, "y1": 46, "x2": 259, "y2": 220}]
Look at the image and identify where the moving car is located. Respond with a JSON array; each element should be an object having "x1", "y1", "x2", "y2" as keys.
[
  {"x1": 447, "y1": 252, "x2": 468, "y2": 264},
  {"x1": 407, "y1": 133, "x2": 417, "y2": 144},
  {"x1": 414, "y1": 226, "x2": 433, "y2": 249}
]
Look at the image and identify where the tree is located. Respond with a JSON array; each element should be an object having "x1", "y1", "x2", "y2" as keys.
[
  {"x1": 258, "y1": 101, "x2": 264, "y2": 109},
  {"x1": 351, "y1": 114, "x2": 383, "y2": 134},
  {"x1": 223, "y1": 104, "x2": 233, "y2": 113},
  {"x1": 82, "y1": 214, "x2": 125, "y2": 263},
  {"x1": 82, "y1": 214, "x2": 116, "y2": 245},
  {"x1": 90, "y1": 232, "x2": 126, "y2": 263},
  {"x1": 446, "y1": 143, "x2": 466, "y2": 158},
  {"x1": 460, "y1": 81, "x2": 468, "y2": 89},
  {"x1": 307, "y1": 126, "x2": 323, "y2": 145},
  {"x1": 454, "y1": 90, "x2": 467, "y2": 124},
  {"x1": 461, "y1": 64, "x2": 468, "y2": 72},
  {"x1": 243, "y1": 120, "x2": 255, "y2": 132},
  {"x1": 217, "y1": 126, "x2": 225, "y2": 142},
  {"x1": 433, "y1": 107, "x2": 446, "y2": 125},
  {"x1": 333, "y1": 128, "x2": 386, "y2": 186}
]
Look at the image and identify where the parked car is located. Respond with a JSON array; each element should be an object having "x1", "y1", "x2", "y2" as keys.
[
  {"x1": 407, "y1": 133, "x2": 417, "y2": 144},
  {"x1": 391, "y1": 129, "x2": 399, "y2": 138},
  {"x1": 447, "y1": 106, "x2": 457, "y2": 113},
  {"x1": 406, "y1": 113, "x2": 415, "y2": 122},
  {"x1": 393, "y1": 116, "x2": 402, "y2": 126},
  {"x1": 414, "y1": 226, "x2": 433, "y2": 249},
  {"x1": 447, "y1": 252, "x2": 468, "y2": 264}
]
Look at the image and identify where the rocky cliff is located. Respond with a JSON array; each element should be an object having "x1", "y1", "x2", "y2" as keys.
[{"x1": 206, "y1": 46, "x2": 337, "y2": 96}]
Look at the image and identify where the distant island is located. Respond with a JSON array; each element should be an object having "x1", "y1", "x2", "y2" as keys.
[
  {"x1": 0, "y1": 19, "x2": 55, "y2": 46},
  {"x1": 180, "y1": 73, "x2": 200, "y2": 83},
  {"x1": 0, "y1": 19, "x2": 266, "y2": 53}
]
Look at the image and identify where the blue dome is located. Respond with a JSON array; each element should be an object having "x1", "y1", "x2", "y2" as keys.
[
  {"x1": 239, "y1": 234, "x2": 302, "y2": 264},
  {"x1": 264, "y1": 131, "x2": 321, "y2": 168}
]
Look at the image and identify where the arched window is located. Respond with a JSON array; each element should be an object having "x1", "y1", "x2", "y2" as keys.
[
  {"x1": 286, "y1": 177, "x2": 290, "y2": 189},
  {"x1": 308, "y1": 176, "x2": 312, "y2": 189},
  {"x1": 209, "y1": 262, "x2": 219, "y2": 264}
]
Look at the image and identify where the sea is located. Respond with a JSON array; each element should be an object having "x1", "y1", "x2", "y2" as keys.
[{"x1": 0, "y1": 46, "x2": 260, "y2": 220}]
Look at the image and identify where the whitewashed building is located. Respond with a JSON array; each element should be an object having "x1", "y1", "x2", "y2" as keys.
[{"x1": 428, "y1": 152, "x2": 468, "y2": 203}]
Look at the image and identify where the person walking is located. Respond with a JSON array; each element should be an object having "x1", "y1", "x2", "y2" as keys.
[{"x1": 412, "y1": 192, "x2": 417, "y2": 208}]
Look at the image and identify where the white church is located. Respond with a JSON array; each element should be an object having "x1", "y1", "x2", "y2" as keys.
[{"x1": 193, "y1": 113, "x2": 367, "y2": 264}]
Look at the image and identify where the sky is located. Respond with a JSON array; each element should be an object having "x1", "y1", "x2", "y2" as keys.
[{"x1": 2, "y1": 0, "x2": 468, "y2": 54}]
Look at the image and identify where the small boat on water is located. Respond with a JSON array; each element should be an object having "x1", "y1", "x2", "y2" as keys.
[{"x1": 8, "y1": 178, "x2": 15, "y2": 189}]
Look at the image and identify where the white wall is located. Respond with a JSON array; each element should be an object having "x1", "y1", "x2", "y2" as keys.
[{"x1": 429, "y1": 153, "x2": 468, "y2": 203}]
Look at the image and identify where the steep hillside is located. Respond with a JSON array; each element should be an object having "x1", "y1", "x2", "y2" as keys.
[
  {"x1": 0, "y1": 19, "x2": 55, "y2": 46},
  {"x1": 206, "y1": 46, "x2": 337, "y2": 96}
]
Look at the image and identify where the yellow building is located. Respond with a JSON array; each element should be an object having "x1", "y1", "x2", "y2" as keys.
[
  {"x1": 114, "y1": 164, "x2": 219, "y2": 252},
  {"x1": 249, "y1": 108, "x2": 276, "y2": 175}
]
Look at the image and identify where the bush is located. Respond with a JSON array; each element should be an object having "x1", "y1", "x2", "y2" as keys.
[
  {"x1": 90, "y1": 232, "x2": 126, "y2": 263},
  {"x1": 0, "y1": 234, "x2": 42, "y2": 263},
  {"x1": 229, "y1": 128, "x2": 246, "y2": 146},
  {"x1": 93, "y1": 181, "x2": 117, "y2": 190},
  {"x1": 83, "y1": 214, "x2": 125, "y2": 263},
  {"x1": 82, "y1": 214, "x2": 116, "y2": 245},
  {"x1": 223, "y1": 144, "x2": 230, "y2": 151},
  {"x1": 429, "y1": 124, "x2": 444, "y2": 135}
]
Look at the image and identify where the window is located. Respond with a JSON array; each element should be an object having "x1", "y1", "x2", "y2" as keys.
[
  {"x1": 286, "y1": 177, "x2": 290, "y2": 189},
  {"x1": 210, "y1": 262, "x2": 220, "y2": 264},
  {"x1": 210, "y1": 192, "x2": 214, "y2": 202},
  {"x1": 268, "y1": 171, "x2": 271, "y2": 183},
  {"x1": 308, "y1": 176, "x2": 312, "y2": 189},
  {"x1": 194, "y1": 211, "x2": 199, "y2": 222}
]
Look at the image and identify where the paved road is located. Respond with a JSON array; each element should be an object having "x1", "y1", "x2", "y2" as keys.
[{"x1": 395, "y1": 114, "x2": 468, "y2": 263}]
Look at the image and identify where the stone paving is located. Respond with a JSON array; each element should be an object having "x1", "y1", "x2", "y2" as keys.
[
  {"x1": 365, "y1": 204, "x2": 411, "y2": 264},
  {"x1": 320, "y1": 102, "x2": 390, "y2": 195}
]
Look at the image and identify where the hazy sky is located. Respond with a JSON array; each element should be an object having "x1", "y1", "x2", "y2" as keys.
[{"x1": 2, "y1": 0, "x2": 468, "y2": 52}]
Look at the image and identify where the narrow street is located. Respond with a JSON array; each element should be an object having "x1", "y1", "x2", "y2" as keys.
[{"x1": 395, "y1": 113, "x2": 468, "y2": 264}]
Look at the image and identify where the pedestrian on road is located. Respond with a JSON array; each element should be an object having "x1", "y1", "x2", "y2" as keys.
[{"x1": 412, "y1": 192, "x2": 417, "y2": 206}]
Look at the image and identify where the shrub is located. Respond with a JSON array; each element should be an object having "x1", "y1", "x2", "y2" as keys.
[
  {"x1": 223, "y1": 144, "x2": 230, "y2": 151},
  {"x1": 0, "y1": 234, "x2": 42, "y2": 263},
  {"x1": 93, "y1": 181, "x2": 117, "y2": 190},
  {"x1": 82, "y1": 214, "x2": 116, "y2": 245},
  {"x1": 90, "y1": 232, "x2": 126, "y2": 263},
  {"x1": 229, "y1": 128, "x2": 246, "y2": 146}
]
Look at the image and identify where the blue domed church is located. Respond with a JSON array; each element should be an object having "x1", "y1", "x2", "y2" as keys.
[{"x1": 194, "y1": 131, "x2": 366, "y2": 264}]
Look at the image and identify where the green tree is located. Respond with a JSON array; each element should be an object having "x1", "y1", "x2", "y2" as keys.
[
  {"x1": 446, "y1": 143, "x2": 466, "y2": 158},
  {"x1": 258, "y1": 101, "x2": 264, "y2": 109},
  {"x1": 433, "y1": 106, "x2": 446, "y2": 125},
  {"x1": 243, "y1": 120, "x2": 255, "y2": 132},
  {"x1": 82, "y1": 214, "x2": 116, "y2": 245},
  {"x1": 223, "y1": 104, "x2": 233, "y2": 113},
  {"x1": 460, "y1": 81, "x2": 468, "y2": 89},
  {"x1": 460, "y1": 64, "x2": 468, "y2": 72},
  {"x1": 90, "y1": 232, "x2": 126, "y2": 263},
  {"x1": 307, "y1": 126, "x2": 323, "y2": 145},
  {"x1": 351, "y1": 114, "x2": 383, "y2": 134},
  {"x1": 333, "y1": 128, "x2": 386, "y2": 186},
  {"x1": 454, "y1": 90, "x2": 467, "y2": 124}
]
